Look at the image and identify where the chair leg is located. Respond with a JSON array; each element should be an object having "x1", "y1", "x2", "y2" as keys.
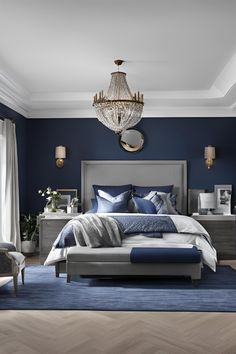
[
  {"x1": 67, "y1": 274, "x2": 71, "y2": 283},
  {"x1": 13, "y1": 274, "x2": 18, "y2": 296},
  {"x1": 21, "y1": 268, "x2": 25, "y2": 285}
]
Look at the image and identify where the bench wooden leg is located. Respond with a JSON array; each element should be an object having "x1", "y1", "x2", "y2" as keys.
[
  {"x1": 67, "y1": 274, "x2": 71, "y2": 283},
  {"x1": 21, "y1": 268, "x2": 25, "y2": 285},
  {"x1": 192, "y1": 279, "x2": 199, "y2": 287}
]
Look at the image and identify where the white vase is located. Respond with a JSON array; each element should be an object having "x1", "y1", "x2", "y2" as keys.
[{"x1": 67, "y1": 206, "x2": 78, "y2": 214}]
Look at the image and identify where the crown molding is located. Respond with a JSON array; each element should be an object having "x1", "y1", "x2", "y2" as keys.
[
  {"x1": 0, "y1": 71, "x2": 29, "y2": 117},
  {"x1": 1, "y1": 55, "x2": 236, "y2": 119}
]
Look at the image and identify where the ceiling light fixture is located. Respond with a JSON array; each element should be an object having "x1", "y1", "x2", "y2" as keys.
[{"x1": 93, "y1": 59, "x2": 144, "y2": 133}]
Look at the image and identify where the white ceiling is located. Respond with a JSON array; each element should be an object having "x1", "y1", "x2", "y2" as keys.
[{"x1": 0, "y1": 0, "x2": 236, "y2": 118}]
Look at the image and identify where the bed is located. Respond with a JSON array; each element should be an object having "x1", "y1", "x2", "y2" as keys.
[{"x1": 44, "y1": 160, "x2": 217, "y2": 282}]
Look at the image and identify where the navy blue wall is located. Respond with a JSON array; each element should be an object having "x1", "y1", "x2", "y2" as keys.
[
  {"x1": 27, "y1": 117, "x2": 236, "y2": 214},
  {"x1": 1, "y1": 100, "x2": 235, "y2": 215},
  {"x1": 0, "y1": 103, "x2": 27, "y2": 213}
]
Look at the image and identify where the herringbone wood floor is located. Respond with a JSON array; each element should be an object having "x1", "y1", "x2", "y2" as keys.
[
  {"x1": 0, "y1": 310, "x2": 236, "y2": 354},
  {"x1": 1, "y1": 257, "x2": 236, "y2": 354}
]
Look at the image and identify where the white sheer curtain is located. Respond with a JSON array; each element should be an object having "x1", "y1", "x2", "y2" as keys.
[{"x1": 0, "y1": 119, "x2": 21, "y2": 250}]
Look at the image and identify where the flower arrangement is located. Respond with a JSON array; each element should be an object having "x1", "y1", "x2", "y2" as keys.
[
  {"x1": 38, "y1": 187, "x2": 61, "y2": 212},
  {"x1": 70, "y1": 197, "x2": 79, "y2": 207}
]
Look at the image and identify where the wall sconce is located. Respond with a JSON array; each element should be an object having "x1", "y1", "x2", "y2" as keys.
[
  {"x1": 204, "y1": 145, "x2": 215, "y2": 169},
  {"x1": 55, "y1": 145, "x2": 66, "y2": 168}
]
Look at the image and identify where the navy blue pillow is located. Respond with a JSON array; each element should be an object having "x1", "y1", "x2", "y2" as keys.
[
  {"x1": 56, "y1": 225, "x2": 77, "y2": 248},
  {"x1": 93, "y1": 184, "x2": 132, "y2": 197},
  {"x1": 133, "y1": 185, "x2": 173, "y2": 196},
  {"x1": 89, "y1": 198, "x2": 98, "y2": 212},
  {"x1": 96, "y1": 196, "x2": 128, "y2": 213},
  {"x1": 133, "y1": 196, "x2": 156, "y2": 214}
]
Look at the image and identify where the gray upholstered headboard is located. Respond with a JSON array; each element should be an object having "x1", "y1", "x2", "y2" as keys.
[{"x1": 81, "y1": 160, "x2": 187, "y2": 214}]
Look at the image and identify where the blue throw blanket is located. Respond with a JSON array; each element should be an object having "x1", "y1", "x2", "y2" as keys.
[
  {"x1": 55, "y1": 214, "x2": 177, "y2": 248},
  {"x1": 111, "y1": 215, "x2": 177, "y2": 235}
]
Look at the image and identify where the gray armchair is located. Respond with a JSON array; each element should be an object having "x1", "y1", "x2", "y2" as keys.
[{"x1": 0, "y1": 242, "x2": 25, "y2": 295}]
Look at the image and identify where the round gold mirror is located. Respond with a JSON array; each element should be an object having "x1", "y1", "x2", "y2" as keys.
[{"x1": 119, "y1": 129, "x2": 144, "y2": 152}]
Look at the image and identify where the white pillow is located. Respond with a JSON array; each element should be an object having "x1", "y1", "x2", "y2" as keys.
[{"x1": 97, "y1": 190, "x2": 129, "y2": 203}]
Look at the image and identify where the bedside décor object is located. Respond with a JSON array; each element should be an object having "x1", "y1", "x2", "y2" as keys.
[
  {"x1": 55, "y1": 146, "x2": 66, "y2": 168},
  {"x1": 67, "y1": 197, "x2": 79, "y2": 213},
  {"x1": 204, "y1": 145, "x2": 215, "y2": 169},
  {"x1": 214, "y1": 184, "x2": 232, "y2": 215},
  {"x1": 198, "y1": 193, "x2": 216, "y2": 215},
  {"x1": 38, "y1": 187, "x2": 61, "y2": 212},
  {"x1": 119, "y1": 129, "x2": 144, "y2": 152},
  {"x1": 93, "y1": 59, "x2": 144, "y2": 133},
  {"x1": 188, "y1": 188, "x2": 206, "y2": 215},
  {"x1": 57, "y1": 195, "x2": 71, "y2": 210},
  {"x1": 57, "y1": 189, "x2": 79, "y2": 212}
]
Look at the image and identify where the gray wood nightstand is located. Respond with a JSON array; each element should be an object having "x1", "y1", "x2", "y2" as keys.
[
  {"x1": 191, "y1": 214, "x2": 236, "y2": 260},
  {"x1": 38, "y1": 213, "x2": 81, "y2": 264}
]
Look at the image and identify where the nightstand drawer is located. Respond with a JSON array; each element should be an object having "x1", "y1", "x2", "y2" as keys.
[{"x1": 192, "y1": 216, "x2": 236, "y2": 260}]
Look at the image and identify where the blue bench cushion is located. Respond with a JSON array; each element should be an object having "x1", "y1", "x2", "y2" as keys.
[{"x1": 130, "y1": 246, "x2": 201, "y2": 264}]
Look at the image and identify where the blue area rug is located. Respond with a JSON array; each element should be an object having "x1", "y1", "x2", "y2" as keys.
[{"x1": 1, "y1": 265, "x2": 236, "y2": 311}]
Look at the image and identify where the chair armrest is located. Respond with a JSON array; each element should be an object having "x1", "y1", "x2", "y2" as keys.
[
  {"x1": 0, "y1": 243, "x2": 16, "y2": 252},
  {"x1": 0, "y1": 248, "x2": 9, "y2": 253}
]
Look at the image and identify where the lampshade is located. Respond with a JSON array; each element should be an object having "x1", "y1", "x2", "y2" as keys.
[
  {"x1": 198, "y1": 193, "x2": 216, "y2": 209},
  {"x1": 204, "y1": 146, "x2": 215, "y2": 159},
  {"x1": 93, "y1": 59, "x2": 144, "y2": 133},
  {"x1": 55, "y1": 146, "x2": 66, "y2": 159}
]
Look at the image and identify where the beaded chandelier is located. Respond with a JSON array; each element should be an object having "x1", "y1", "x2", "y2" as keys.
[{"x1": 93, "y1": 60, "x2": 144, "y2": 133}]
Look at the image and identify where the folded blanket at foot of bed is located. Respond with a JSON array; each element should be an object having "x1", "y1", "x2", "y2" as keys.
[{"x1": 130, "y1": 246, "x2": 201, "y2": 263}]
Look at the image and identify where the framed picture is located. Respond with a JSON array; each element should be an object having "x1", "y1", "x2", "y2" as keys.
[
  {"x1": 214, "y1": 185, "x2": 232, "y2": 215},
  {"x1": 188, "y1": 189, "x2": 206, "y2": 215},
  {"x1": 57, "y1": 194, "x2": 71, "y2": 209},
  {"x1": 56, "y1": 189, "x2": 78, "y2": 210},
  {"x1": 57, "y1": 189, "x2": 78, "y2": 199}
]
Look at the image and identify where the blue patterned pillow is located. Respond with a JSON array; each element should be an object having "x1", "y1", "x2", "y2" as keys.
[
  {"x1": 133, "y1": 196, "x2": 157, "y2": 214},
  {"x1": 144, "y1": 192, "x2": 178, "y2": 214},
  {"x1": 96, "y1": 196, "x2": 129, "y2": 213}
]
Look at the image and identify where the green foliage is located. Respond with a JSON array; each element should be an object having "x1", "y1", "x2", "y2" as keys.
[{"x1": 20, "y1": 214, "x2": 39, "y2": 242}]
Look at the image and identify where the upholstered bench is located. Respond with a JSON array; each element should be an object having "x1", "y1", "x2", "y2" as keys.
[
  {"x1": 0, "y1": 243, "x2": 25, "y2": 295},
  {"x1": 66, "y1": 246, "x2": 202, "y2": 283}
]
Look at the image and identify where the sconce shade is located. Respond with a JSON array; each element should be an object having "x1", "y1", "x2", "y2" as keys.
[
  {"x1": 204, "y1": 145, "x2": 215, "y2": 169},
  {"x1": 55, "y1": 146, "x2": 66, "y2": 159},
  {"x1": 204, "y1": 146, "x2": 215, "y2": 159}
]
